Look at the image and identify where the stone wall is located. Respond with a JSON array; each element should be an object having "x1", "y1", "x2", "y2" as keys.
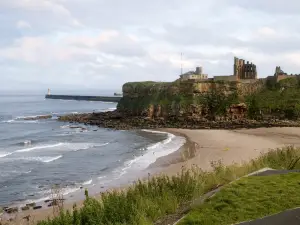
[
  {"x1": 276, "y1": 74, "x2": 296, "y2": 82},
  {"x1": 239, "y1": 79, "x2": 257, "y2": 84},
  {"x1": 213, "y1": 75, "x2": 236, "y2": 82}
]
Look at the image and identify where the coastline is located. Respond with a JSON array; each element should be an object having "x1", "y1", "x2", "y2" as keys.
[
  {"x1": 4, "y1": 127, "x2": 300, "y2": 224},
  {"x1": 1, "y1": 128, "x2": 187, "y2": 224}
]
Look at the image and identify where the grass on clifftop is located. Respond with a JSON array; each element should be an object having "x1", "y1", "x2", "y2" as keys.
[
  {"x1": 179, "y1": 173, "x2": 300, "y2": 225},
  {"x1": 37, "y1": 146, "x2": 300, "y2": 225}
]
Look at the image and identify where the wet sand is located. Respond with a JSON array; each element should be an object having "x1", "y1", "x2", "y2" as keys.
[{"x1": 4, "y1": 127, "x2": 300, "y2": 224}]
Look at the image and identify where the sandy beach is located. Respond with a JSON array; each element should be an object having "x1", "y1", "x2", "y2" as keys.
[{"x1": 4, "y1": 127, "x2": 300, "y2": 224}]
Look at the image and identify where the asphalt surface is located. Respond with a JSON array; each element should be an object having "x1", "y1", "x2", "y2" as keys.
[
  {"x1": 252, "y1": 169, "x2": 300, "y2": 176},
  {"x1": 237, "y1": 208, "x2": 300, "y2": 225}
]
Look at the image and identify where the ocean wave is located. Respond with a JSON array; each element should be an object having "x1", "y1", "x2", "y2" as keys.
[
  {"x1": 0, "y1": 152, "x2": 12, "y2": 158},
  {"x1": 23, "y1": 140, "x2": 32, "y2": 145},
  {"x1": 143, "y1": 130, "x2": 174, "y2": 150},
  {"x1": 112, "y1": 130, "x2": 186, "y2": 180},
  {"x1": 60, "y1": 125, "x2": 70, "y2": 129},
  {"x1": 3, "y1": 120, "x2": 39, "y2": 124},
  {"x1": 24, "y1": 186, "x2": 80, "y2": 206},
  {"x1": 15, "y1": 143, "x2": 64, "y2": 153},
  {"x1": 15, "y1": 114, "x2": 49, "y2": 120},
  {"x1": 83, "y1": 179, "x2": 93, "y2": 185},
  {"x1": 12, "y1": 142, "x2": 109, "y2": 155},
  {"x1": 2, "y1": 119, "x2": 15, "y2": 123},
  {"x1": 23, "y1": 155, "x2": 63, "y2": 163},
  {"x1": 71, "y1": 142, "x2": 109, "y2": 152}
]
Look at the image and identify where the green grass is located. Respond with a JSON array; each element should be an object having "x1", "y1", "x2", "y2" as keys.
[
  {"x1": 179, "y1": 173, "x2": 300, "y2": 225},
  {"x1": 37, "y1": 146, "x2": 300, "y2": 225}
]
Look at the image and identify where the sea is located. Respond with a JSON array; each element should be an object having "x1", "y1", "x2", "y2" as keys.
[{"x1": 0, "y1": 92, "x2": 185, "y2": 208}]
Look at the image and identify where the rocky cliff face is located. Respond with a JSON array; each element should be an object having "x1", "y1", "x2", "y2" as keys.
[{"x1": 117, "y1": 79, "x2": 265, "y2": 120}]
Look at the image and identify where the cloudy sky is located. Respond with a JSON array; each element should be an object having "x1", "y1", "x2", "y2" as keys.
[{"x1": 1, "y1": 0, "x2": 300, "y2": 92}]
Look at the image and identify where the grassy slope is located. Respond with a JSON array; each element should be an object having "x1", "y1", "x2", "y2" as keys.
[
  {"x1": 36, "y1": 147, "x2": 300, "y2": 225},
  {"x1": 246, "y1": 77, "x2": 300, "y2": 119},
  {"x1": 179, "y1": 173, "x2": 300, "y2": 225}
]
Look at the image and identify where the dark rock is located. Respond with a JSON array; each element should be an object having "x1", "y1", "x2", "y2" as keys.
[
  {"x1": 57, "y1": 110, "x2": 300, "y2": 131},
  {"x1": 44, "y1": 199, "x2": 51, "y2": 203},
  {"x1": 5, "y1": 207, "x2": 18, "y2": 214},
  {"x1": 33, "y1": 206, "x2": 42, "y2": 210},
  {"x1": 21, "y1": 206, "x2": 30, "y2": 211},
  {"x1": 26, "y1": 203, "x2": 36, "y2": 208},
  {"x1": 24, "y1": 115, "x2": 52, "y2": 120}
]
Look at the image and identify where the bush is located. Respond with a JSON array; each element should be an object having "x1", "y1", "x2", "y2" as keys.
[{"x1": 38, "y1": 146, "x2": 300, "y2": 225}]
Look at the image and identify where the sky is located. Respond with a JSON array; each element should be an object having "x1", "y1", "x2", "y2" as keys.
[{"x1": 1, "y1": 0, "x2": 300, "y2": 92}]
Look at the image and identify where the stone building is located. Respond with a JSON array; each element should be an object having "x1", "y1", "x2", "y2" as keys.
[
  {"x1": 180, "y1": 66, "x2": 208, "y2": 81},
  {"x1": 274, "y1": 66, "x2": 298, "y2": 82},
  {"x1": 234, "y1": 57, "x2": 257, "y2": 80}
]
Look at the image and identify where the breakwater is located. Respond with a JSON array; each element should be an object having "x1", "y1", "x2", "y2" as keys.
[{"x1": 45, "y1": 94, "x2": 121, "y2": 102}]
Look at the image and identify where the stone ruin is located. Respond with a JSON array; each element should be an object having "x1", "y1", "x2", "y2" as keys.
[{"x1": 234, "y1": 57, "x2": 257, "y2": 80}]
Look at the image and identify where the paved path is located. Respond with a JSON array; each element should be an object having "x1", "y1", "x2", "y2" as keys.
[
  {"x1": 237, "y1": 208, "x2": 300, "y2": 225},
  {"x1": 253, "y1": 169, "x2": 300, "y2": 176}
]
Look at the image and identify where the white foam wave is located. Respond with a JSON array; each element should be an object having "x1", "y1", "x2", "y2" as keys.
[
  {"x1": 24, "y1": 140, "x2": 32, "y2": 145},
  {"x1": 112, "y1": 130, "x2": 186, "y2": 180},
  {"x1": 0, "y1": 152, "x2": 12, "y2": 158},
  {"x1": 15, "y1": 114, "x2": 49, "y2": 120},
  {"x1": 143, "y1": 130, "x2": 174, "y2": 150},
  {"x1": 2, "y1": 119, "x2": 15, "y2": 123},
  {"x1": 24, "y1": 155, "x2": 63, "y2": 163},
  {"x1": 25, "y1": 186, "x2": 80, "y2": 206},
  {"x1": 83, "y1": 179, "x2": 93, "y2": 185},
  {"x1": 62, "y1": 187, "x2": 81, "y2": 196},
  {"x1": 14, "y1": 142, "x2": 109, "y2": 155},
  {"x1": 4, "y1": 120, "x2": 39, "y2": 124},
  {"x1": 15, "y1": 143, "x2": 64, "y2": 153},
  {"x1": 71, "y1": 142, "x2": 109, "y2": 152}
]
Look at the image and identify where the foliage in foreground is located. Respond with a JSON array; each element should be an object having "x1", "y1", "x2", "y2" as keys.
[
  {"x1": 179, "y1": 173, "x2": 300, "y2": 225},
  {"x1": 38, "y1": 146, "x2": 300, "y2": 225}
]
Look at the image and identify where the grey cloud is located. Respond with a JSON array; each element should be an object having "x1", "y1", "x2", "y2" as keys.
[
  {"x1": 163, "y1": 24, "x2": 244, "y2": 47},
  {"x1": 2, "y1": 0, "x2": 300, "y2": 90},
  {"x1": 223, "y1": 0, "x2": 300, "y2": 15}
]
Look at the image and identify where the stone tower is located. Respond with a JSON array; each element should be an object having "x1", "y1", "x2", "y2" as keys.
[
  {"x1": 195, "y1": 66, "x2": 203, "y2": 75},
  {"x1": 234, "y1": 57, "x2": 257, "y2": 80}
]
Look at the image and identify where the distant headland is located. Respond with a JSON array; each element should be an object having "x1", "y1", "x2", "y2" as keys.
[{"x1": 58, "y1": 56, "x2": 300, "y2": 130}]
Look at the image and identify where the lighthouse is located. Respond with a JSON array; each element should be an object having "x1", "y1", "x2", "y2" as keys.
[{"x1": 47, "y1": 88, "x2": 51, "y2": 95}]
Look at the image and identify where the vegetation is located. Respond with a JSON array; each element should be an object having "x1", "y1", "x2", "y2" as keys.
[
  {"x1": 37, "y1": 146, "x2": 300, "y2": 225},
  {"x1": 179, "y1": 173, "x2": 300, "y2": 225},
  {"x1": 246, "y1": 76, "x2": 300, "y2": 119}
]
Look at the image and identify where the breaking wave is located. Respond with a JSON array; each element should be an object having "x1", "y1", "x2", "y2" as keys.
[{"x1": 15, "y1": 143, "x2": 64, "y2": 153}]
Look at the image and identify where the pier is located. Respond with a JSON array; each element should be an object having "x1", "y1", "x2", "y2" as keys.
[{"x1": 45, "y1": 94, "x2": 122, "y2": 102}]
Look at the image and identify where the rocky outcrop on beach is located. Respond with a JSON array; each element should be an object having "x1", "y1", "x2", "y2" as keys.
[
  {"x1": 24, "y1": 115, "x2": 52, "y2": 120},
  {"x1": 58, "y1": 110, "x2": 300, "y2": 130},
  {"x1": 59, "y1": 77, "x2": 300, "y2": 129}
]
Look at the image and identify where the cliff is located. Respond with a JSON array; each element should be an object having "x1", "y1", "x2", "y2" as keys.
[
  {"x1": 117, "y1": 79, "x2": 265, "y2": 120},
  {"x1": 58, "y1": 76, "x2": 300, "y2": 129}
]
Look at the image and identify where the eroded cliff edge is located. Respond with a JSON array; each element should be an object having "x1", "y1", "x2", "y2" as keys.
[{"x1": 59, "y1": 77, "x2": 300, "y2": 129}]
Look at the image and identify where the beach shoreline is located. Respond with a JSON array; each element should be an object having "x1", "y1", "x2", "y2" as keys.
[{"x1": 4, "y1": 127, "x2": 300, "y2": 224}]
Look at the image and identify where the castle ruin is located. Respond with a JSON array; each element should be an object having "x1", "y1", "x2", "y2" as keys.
[
  {"x1": 234, "y1": 57, "x2": 257, "y2": 80},
  {"x1": 180, "y1": 56, "x2": 258, "y2": 82}
]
